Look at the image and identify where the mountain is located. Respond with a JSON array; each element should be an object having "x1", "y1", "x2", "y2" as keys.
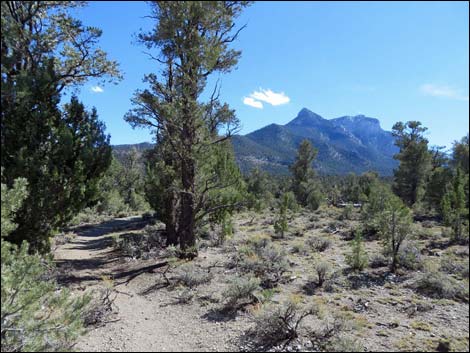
[
  {"x1": 231, "y1": 108, "x2": 398, "y2": 175},
  {"x1": 112, "y1": 108, "x2": 399, "y2": 176}
]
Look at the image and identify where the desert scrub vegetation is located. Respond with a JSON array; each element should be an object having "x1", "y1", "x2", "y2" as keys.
[
  {"x1": 411, "y1": 268, "x2": 469, "y2": 302},
  {"x1": 244, "y1": 297, "x2": 356, "y2": 351},
  {"x1": 223, "y1": 276, "x2": 261, "y2": 309},
  {"x1": 234, "y1": 235, "x2": 289, "y2": 288},
  {"x1": 305, "y1": 235, "x2": 332, "y2": 252},
  {"x1": 244, "y1": 299, "x2": 319, "y2": 351},
  {"x1": 174, "y1": 263, "x2": 213, "y2": 289},
  {"x1": 313, "y1": 261, "x2": 334, "y2": 288}
]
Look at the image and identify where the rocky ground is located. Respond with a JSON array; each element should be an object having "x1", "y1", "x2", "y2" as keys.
[{"x1": 53, "y1": 207, "x2": 469, "y2": 352}]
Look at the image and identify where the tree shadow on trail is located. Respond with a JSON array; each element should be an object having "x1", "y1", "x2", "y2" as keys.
[
  {"x1": 55, "y1": 216, "x2": 157, "y2": 286},
  {"x1": 69, "y1": 217, "x2": 148, "y2": 238}
]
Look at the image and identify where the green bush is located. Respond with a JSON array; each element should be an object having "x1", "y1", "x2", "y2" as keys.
[
  {"x1": 1, "y1": 241, "x2": 90, "y2": 352},
  {"x1": 345, "y1": 231, "x2": 368, "y2": 271}
]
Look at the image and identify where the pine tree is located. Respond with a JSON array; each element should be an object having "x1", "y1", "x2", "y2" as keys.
[
  {"x1": 125, "y1": 1, "x2": 251, "y2": 258},
  {"x1": 377, "y1": 194, "x2": 413, "y2": 273},
  {"x1": 392, "y1": 121, "x2": 432, "y2": 207},
  {"x1": 441, "y1": 168, "x2": 469, "y2": 244},
  {"x1": 346, "y1": 230, "x2": 368, "y2": 271},
  {"x1": 1, "y1": 179, "x2": 89, "y2": 352},
  {"x1": 290, "y1": 139, "x2": 319, "y2": 207}
]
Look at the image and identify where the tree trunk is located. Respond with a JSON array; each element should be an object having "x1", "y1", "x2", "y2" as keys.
[
  {"x1": 165, "y1": 190, "x2": 178, "y2": 246},
  {"x1": 179, "y1": 158, "x2": 197, "y2": 258}
]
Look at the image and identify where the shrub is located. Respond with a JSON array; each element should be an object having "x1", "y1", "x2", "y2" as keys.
[
  {"x1": 345, "y1": 230, "x2": 368, "y2": 271},
  {"x1": 339, "y1": 204, "x2": 354, "y2": 221},
  {"x1": 236, "y1": 237, "x2": 289, "y2": 288},
  {"x1": 395, "y1": 241, "x2": 423, "y2": 271},
  {"x1": 306, "y1": 235, "x2": 332, "y2": 252},
  {"x1": 246, "y1": 300, "x2": 318, "y2": 350},
  {"x1": 174, "y1": 263, "x2": 213, "y2": 288},
  {"x1": 440, "y1": 256, "x2": 469, "y2": 279},
  {"x1": 411, "y1": 270, "x2": 468, "y2": 301},
  {"x1": 223, "y1": 276, "x2": 261, "y2": 309},
  {"x1": 1, "y1": 241, "x2": 90, "y2": 352},
  {"x1": 326, "y1": 336, "x2": 364, "y2": 352},
  {"x1": 369, "y1": 253, "x2": 389, "y2": 268},
  {"x1": 314, "y1": 261, "x2": 333, "y2": 287}
]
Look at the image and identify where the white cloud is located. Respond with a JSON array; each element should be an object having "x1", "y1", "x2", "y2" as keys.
[
  {"x1": 90, "y1": 85, "x2": 104, "y2": 93},
  {"x1": 420, "y1": 84, "x2": 468, "y2": 101},
  {"x1": 249, "y1": 88, "x2": 290, "y2": 106},
  {"x1": 243, "y1": 96, "x2": 263, "y2": 109}
]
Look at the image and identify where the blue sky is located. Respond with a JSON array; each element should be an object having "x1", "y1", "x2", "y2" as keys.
[{"x1": 71, "y1": 1, "x2": 469, "y2": 149}]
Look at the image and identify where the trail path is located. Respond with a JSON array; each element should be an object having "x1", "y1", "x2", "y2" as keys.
[{"x1": 54, "y1": 217, "x2": 247, "y2": 352}]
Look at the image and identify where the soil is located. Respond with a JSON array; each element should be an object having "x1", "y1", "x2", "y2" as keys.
[{"x1": 53, "y1": 209, "x2": 470, "y2": 352}]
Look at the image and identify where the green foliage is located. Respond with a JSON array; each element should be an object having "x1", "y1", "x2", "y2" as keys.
[
  {"x1": 361, "y1": 182, "x2": 395, "y2": 235},
  {"x1": 392, "y1": 121, "x2": 432, "y2": 207},
  {"x1": 1, "y1": 177, "x2": 28, "y2": 239},
  {"x1": 1, "y1": 241, "x2": 90, "y2": 352},
  {"x1": 377, "y1": 194, "x2": 413, "y2": 272},
  {"x1": 452, "y1": 134, "x2": 469, "y2": 174},
  {"x1": 274, "y1": 193, "x2": 296, "y2": 238},
  {"x1": 441, "y1": 168, "x2": 469, "y2": 244},
  {"x1": 246, "y1": 168, "x2": 274, "y2": 211},
  {"x1": 1, "y1": 180, "x2": 88, "y2": 351},
  {"x1": 223, "y1": 276, "x2": 261, "y2": 308},
  {"x1": 2, "y1": 1, "x2": 119, "y2": 252},
  {"x1": 345, "y1": 230, "x2": 368, "y2": 271},
  {"x1": 125, "y1": 1, "x2": 251, "y2": 255},
  {"x1": 290, "y1": 139, "x2": 319, "y2": 207},
  {"x1": 2, "y1": 93, "x2": 112, "y2": 251}
]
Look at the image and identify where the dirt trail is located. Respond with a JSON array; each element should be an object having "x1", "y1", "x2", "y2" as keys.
[{"x1": 54, "y1": 217, "x2": 247, "y2": 352}]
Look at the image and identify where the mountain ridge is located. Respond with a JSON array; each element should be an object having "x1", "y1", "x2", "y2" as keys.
[{"x1": 112, "y1": 108, "x2": 399, "y2": 176}]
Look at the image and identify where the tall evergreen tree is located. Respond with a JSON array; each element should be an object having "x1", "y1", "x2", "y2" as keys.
[
  {"x1": 1, "y1": 2, "x2": 119, "y2": 251},
  {"x1": 290, "y1": 139, "x2": 319, "y2": 207},
  {"x1": 125, "y1": 1, "x2": 250, "y2": 257},
  {"x1": 391, "y1": 121, "x2": 432, "y2": 207}
]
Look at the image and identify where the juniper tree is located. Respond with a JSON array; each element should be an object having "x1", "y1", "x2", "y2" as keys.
[
  {"x1": 441, "y1": 168, "x2": 468, "y2": 244},
  {"x1": 290, "y1": 139, "x2": 319, "y2": 207},
  {"x1": 125, "y1": 1, "x2": 251, "y2": 257},
  {"x1": 391, "y1": 121, "x2": 432, "y2": 207},
  {"x1": 452, "y1": 134, "x2": 469, "y2": 175},
  {"x1": 1, "y1": 1, "x2": 120, "y2": 251}
]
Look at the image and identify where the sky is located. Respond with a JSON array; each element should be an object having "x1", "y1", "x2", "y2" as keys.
[{"x1": 70, "y1": 1, "x2": 469, "y2": 149}]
